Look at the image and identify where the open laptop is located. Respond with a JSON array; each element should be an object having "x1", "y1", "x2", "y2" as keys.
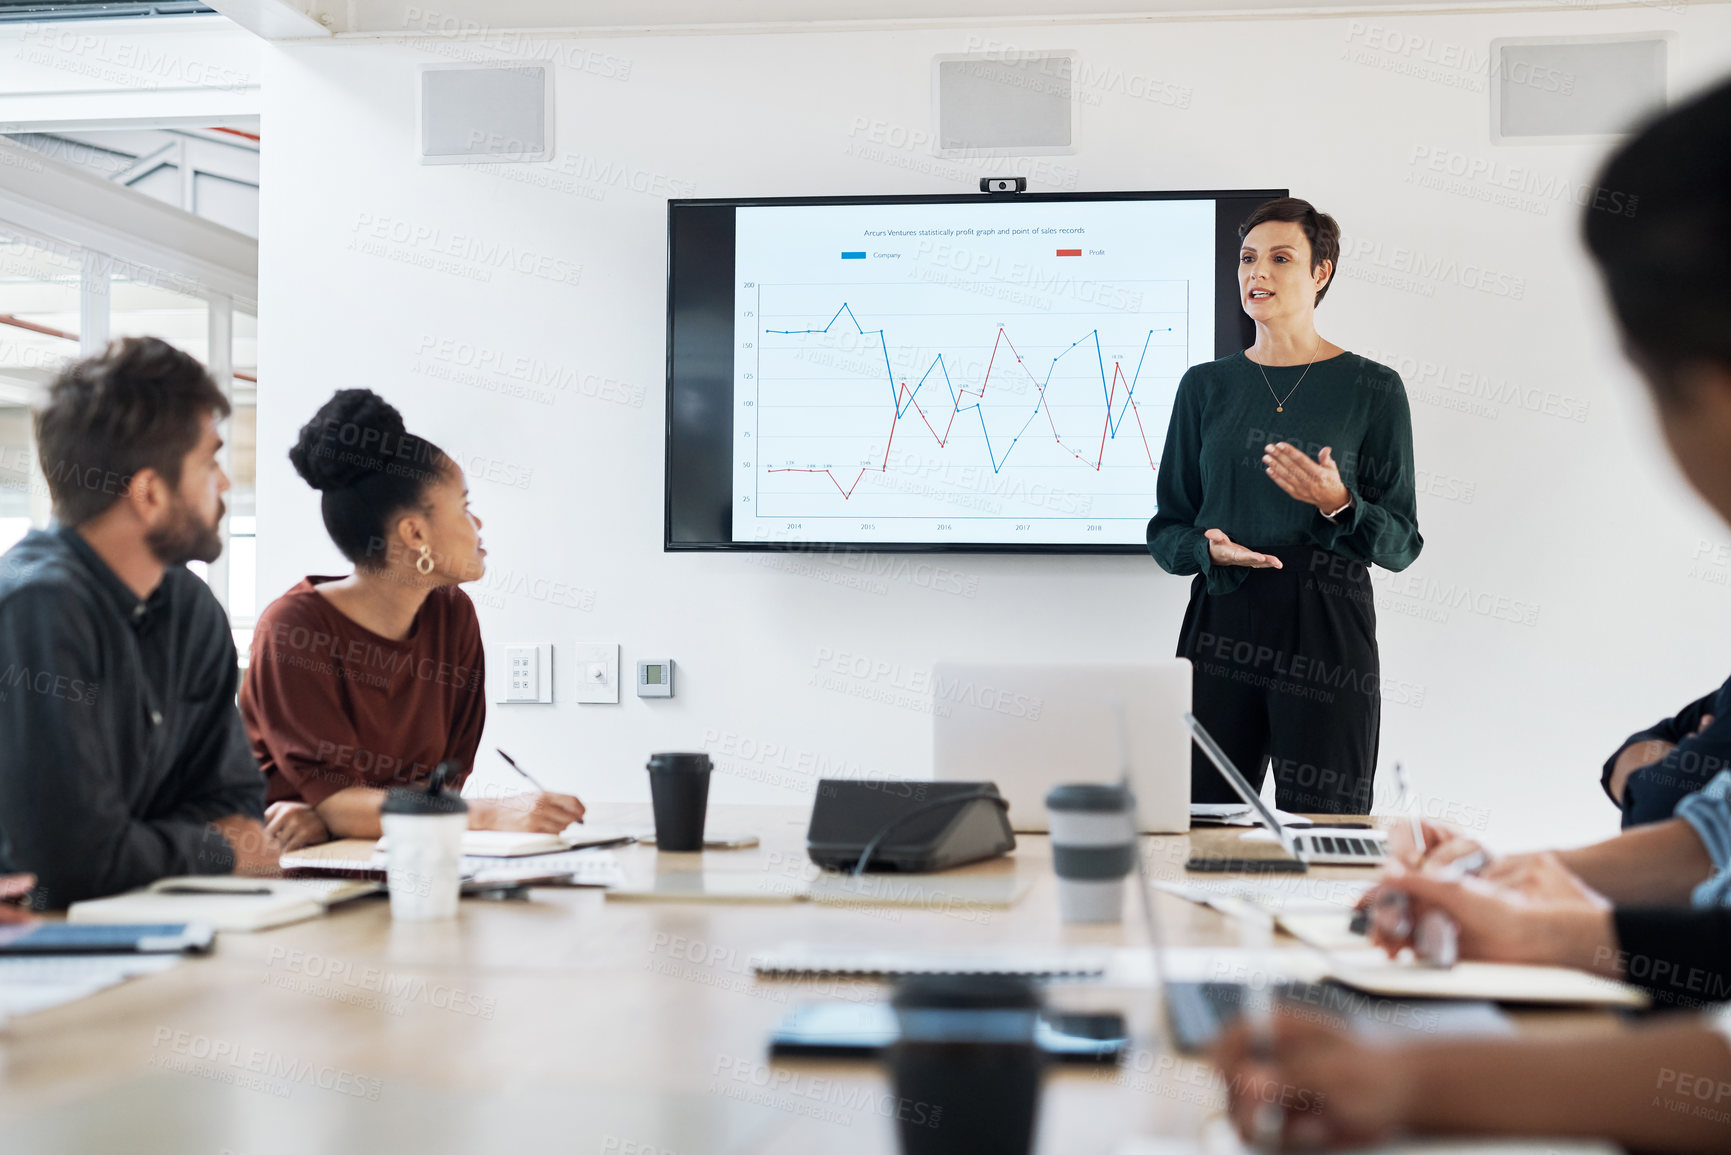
[
  {"x1": 932, "y1": 661, "x2": 1191, "y2": 834},
  {"x1": 1185, "y1": 713, "x2": 1386, "y2": 867},
  {"x1": 1127, "y1": 727, "x2": 1505, "y2": 1055}
]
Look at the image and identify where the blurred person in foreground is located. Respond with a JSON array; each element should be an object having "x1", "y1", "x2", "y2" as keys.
[{"x1": 1215, "y1": 75, "x2": 1731, "y2": 1153}]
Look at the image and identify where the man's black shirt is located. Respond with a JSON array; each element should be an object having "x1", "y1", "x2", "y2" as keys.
[{"x1": 0, "y1": 527, "x2": 264, "y2": 907}]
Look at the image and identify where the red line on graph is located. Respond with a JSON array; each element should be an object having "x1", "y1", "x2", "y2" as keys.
[
  {"x1": 765, "y1": 324, "x2": 1154, "y2": 500},
  {"x1": 1130, "y1": 396, "x2": 1155, "y2": 467}
]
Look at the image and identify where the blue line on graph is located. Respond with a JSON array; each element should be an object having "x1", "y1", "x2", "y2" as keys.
[{"x1": 765, "y1": 302, "x2": 1172, "y2": 473}]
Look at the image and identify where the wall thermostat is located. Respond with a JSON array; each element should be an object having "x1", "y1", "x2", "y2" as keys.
[{"x1": 637, "y1": 659, "x2": 674, "y2": 698}]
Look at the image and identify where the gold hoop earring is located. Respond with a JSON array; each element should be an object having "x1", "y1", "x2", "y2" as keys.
[{"x1": 416, "y1": 545, "x2": 434, "y2": 576}]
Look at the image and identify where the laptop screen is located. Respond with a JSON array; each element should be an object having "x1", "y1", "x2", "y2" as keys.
[{"x1": 1182, "y1": 713, "x2": 1301, "y2": 861}]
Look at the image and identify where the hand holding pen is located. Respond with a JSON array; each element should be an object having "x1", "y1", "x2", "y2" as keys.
[
  {"x1": 481, "y1": 748, "x2": 588, "y2": 833},
  {"x1": 1384, "y1": 763, "x2": 1492, "y2": 875},
  {"x1": 1357, "y1": 851, "x2": 1615, "y2": 971},
  {"x1": 1363, "y1": 850, "x2": 1488, "y2": 967}
]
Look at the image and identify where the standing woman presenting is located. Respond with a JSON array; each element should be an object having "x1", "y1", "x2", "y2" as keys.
[{"x1": 1148, "y1": 198, "x2": 1422, "y2": 814}]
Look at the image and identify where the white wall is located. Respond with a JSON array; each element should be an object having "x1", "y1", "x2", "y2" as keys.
[{"x1": 256, "y1": 9, "x2": 1731, "y2": 850}]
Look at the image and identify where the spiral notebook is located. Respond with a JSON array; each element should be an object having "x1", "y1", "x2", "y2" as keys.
[{"x1": 752, "y1": 944, "x2": 1110, "y2": 981}]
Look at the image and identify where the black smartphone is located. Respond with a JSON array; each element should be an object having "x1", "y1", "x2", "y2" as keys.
[{"x1": 769, "y1": 1002, "x2": 1127, "y2": 1064}]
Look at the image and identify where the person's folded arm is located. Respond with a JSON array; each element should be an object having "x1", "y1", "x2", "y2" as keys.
[
  {"x1": 1602, "y1": 689, "x2": 1710, "y2": 805},
  {"x1": 1623, "y1": 711, "x2": 1731, "y2": 826},
  {"x1": 312, "y1": 785, "x2": 390, "y2": 838},
  {"x1": 0, "y1": 590, "x2": 249, "y2": 907}
]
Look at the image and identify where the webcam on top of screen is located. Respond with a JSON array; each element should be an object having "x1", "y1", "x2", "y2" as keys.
[{"x1": 980, "y1": 177, "x2": 1027, "y2": 193}]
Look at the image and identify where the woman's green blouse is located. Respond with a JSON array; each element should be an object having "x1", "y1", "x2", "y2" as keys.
[{"x1": 1147, "y1": 351, "x2": 1424, "y2": 596}]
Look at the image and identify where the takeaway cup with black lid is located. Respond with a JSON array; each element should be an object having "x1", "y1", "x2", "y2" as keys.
[
  {"x1": 381, "y1": 762, "x2": 469, "y2": 920},
  {"x1": 1044, "y1": 782, "x2": 1137, "y2": 924},
  {"x1": 646, "y1": 752, "x2": 712, "y2": 851},
  {"x1": 885, "y1": 974, "x2": 1046, "y2": 1155}
]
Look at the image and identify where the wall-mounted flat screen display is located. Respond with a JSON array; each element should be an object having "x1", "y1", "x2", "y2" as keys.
[{"x1": 666, "y1": 189, "x2": 1286, "y2": 553}]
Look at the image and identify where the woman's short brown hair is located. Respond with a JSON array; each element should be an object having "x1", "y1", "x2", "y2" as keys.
[
  {"x1": 1238, "y1": 197, "x2": 1342, "y2": 307},
  {"x1": 34, "y1": 337, "x2": 229, "y2": 527}
]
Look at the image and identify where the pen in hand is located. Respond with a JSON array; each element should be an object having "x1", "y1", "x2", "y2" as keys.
[
  {"x1": 1245, "y1": 911, "x2": 1285, "y2": 1149},
  {"x1": 496, "y1": 748, "x2": 585, "y2": 827},
  {"x1": 495, "y1": 748, "x2": 548, "y2": 792},
  {"x1": 1393, "y1": 760, "x2": 1427, "y2": 864}
]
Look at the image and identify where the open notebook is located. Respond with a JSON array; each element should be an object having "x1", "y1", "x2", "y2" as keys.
[
  {"x1": 282, "y1": 839, "x2": 624, "y2": 888},
  {"x1": 67, "y1": 877, "x2": 380, "y2": 933},
  {"x1": 373, "y1": 827, "x2": 636, "y2": 858}
]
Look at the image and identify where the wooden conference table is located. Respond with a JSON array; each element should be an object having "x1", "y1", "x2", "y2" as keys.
[{"x1": 0, "y1": 805, "x2": 1610, "y2": 1155}]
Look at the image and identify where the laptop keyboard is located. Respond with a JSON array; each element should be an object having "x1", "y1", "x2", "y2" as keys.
[
  {"x1": 1165, "y1": 980, "x2": 1505, "y2": 1052},
  {"x1": 1297, "y1": 833, "x2": 1381, "y2": 858},
  {"x1": 1166, "y1": 981, "x2": 1328, "y2": 1052}
]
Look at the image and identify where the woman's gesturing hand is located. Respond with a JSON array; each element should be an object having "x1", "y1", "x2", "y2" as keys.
[
  {"x1": 1263, "y1": 442, "x2": 1352, "y2": 512},
  {"x1": 1205, "y1": 528, "x2": 1284, "y2": 569}
]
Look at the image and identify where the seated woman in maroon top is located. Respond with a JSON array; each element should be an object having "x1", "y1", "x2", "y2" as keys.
[{"x1": 241, "y1": 389, "x2": 584, "y2": 850}]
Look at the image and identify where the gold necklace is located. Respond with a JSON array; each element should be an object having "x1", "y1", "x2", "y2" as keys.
[{"x1": 1253, "y1": 335, "x2": 1323, "y2": 413}]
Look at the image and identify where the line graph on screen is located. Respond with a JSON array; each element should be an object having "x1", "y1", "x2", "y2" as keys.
[{"x1": 747, "y1": 280, "x2": 1190, "y2": 529}]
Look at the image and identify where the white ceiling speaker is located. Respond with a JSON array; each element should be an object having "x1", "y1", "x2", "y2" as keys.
[
  {"x1": 418, "y1": 62, "x2": 552, "y2": 164},
  {"x1": 1490, "y1": 34, "x2": 1672, "y2": 146},
  {"x1": 932, "y1": 50, "x2": 1078, "y2": 157}
]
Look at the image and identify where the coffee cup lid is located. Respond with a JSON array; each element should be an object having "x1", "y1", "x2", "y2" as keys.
[
  {"x1": 382, "y1": 787, "x2": 468, "y2": 815},
  {"x1": 646, "y1": 752, "x2": 711, "y2": 772},
  {"x1": 1045, "y1": 782, "x2": 1133, "y2": 813},
  {"x1": 382, "y1": 762, "x2": 469, "y2": 815},
  {"x1": 891, "y1": 973, "x2": 1042, "y2": 1011}
]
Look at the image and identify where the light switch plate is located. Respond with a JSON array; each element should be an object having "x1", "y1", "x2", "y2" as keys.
[
  {"x1": 500, "y1": 644, "x2": 553, "y2": 704},
  {"x1": 572, "y1": 643, "x2": 619, "y2": 704},
  {"x1": 636, "y1": 658, "x2": 673, "y2": 699}
]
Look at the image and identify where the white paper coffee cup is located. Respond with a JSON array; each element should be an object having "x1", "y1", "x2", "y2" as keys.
[
  {"x1": 382, "y1": 810, "x2": 467, "y2": 921},
  {"x1": 1046, "y1": 783, "x2": 1136, "y2": 924}
]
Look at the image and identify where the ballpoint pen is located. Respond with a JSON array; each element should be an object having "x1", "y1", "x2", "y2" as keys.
[
  {"x1": 1393, "y1": 760, "x2": 1425, "y2": 860},
  {"x1": 496, "y1": 748, "x2": 548, "y2": 792}
]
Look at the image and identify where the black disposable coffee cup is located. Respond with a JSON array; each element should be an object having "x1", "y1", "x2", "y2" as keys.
[
  {"x1": 884, "y1": 975, "x2": 1045, "y2": 1155},
  {"x1": 646, "y1": 752, "x2": 711, "y2": 851}
]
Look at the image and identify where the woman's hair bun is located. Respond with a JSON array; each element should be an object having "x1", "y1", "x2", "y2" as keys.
[{"x1": 289, "y1": 388, "x2": 408, "y2": 492}]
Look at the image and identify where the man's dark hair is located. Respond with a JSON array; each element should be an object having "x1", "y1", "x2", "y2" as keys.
[
  {"x1": 1583, "y1": 77, "x2": 1731, "y2": 404},
  {"x1": 1239, "y1": 197, "x2": 1342, "y2": 306},
  {"x1": 288, "y1": 389, "x2": 451, "y2": 571},
  {"x1": 34, "y1": 336, "x2": 230, "y2": 527}
]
